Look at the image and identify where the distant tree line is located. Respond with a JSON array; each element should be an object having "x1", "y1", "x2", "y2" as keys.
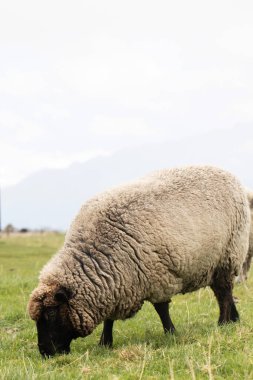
[
  {"x1": 1, "y1": 224, "x2": 58, "y2": 235},
  {"x1": 3, "y1": 224, "x2": 29, "y2": 234}
]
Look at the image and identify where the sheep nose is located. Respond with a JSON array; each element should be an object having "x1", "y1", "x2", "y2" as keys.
[
  {"x1": 40, "y1": 350, "x2": 50, "y2": 358},
  {"x1": 38, "y1": 345, "x2": 55, "y2": 358}
]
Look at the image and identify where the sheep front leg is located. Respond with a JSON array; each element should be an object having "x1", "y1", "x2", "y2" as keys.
[
  {"x1": 153, "y1": 301, "x2": 176, "y2": 333},
  {"x1": 99, "y1": 319, "x2": 114, "y2": 347}
]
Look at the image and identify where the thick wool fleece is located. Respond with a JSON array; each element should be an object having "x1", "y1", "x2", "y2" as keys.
[
  {"x1": 239, "y1": 191, "x2": 253, "y2": 280},
  {"x1": 29, "y1": 166, "x2": 250, "y2": 336},
  {"x1": 248, "y1": 192, "x2": 253, "y2": 261}
]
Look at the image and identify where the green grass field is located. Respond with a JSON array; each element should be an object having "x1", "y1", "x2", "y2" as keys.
[{"x1": 0, "y1": 233, "x2": 253, "y2": 379}]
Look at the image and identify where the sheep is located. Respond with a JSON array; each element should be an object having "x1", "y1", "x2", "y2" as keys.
[
  {"x1": 237, "y1": 191, "x2": 253, "y2": 282},
  {"x1": 28, "y1": 166, "x2": 250, "y2": 357}
]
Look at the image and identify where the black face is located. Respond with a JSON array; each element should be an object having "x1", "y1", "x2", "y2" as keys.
[
  {"x1": 37, "y1": 305, "x2": 75, "y2": 357},
  {"x1": 36, "y1": 288, "x2": 78, "y2": 358}
]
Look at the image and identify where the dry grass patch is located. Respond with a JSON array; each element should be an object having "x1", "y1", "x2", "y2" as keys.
[{"x1": 117, "y1": 345, "x2": 145, "y2": 362}]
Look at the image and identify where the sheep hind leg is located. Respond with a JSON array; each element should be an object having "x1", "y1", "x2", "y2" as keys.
[
  {"x1": 99, "y1": 319, "x2": 114, "y2": 347},
  {"x1": 211, "y1": 271, "x2": 239, "y2": 325},
  {"x1": 153, "y1": 301, "x2": 176, "y2": 334}
]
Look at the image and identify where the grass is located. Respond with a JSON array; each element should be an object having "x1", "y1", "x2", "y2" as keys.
[{"x1": 1, "y1": 233, "x2": 253, "y2": 379}]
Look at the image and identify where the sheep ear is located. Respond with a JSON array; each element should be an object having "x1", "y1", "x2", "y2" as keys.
[
  {"x1": 28, "y1": 285, "x2": 48, "y2": 320},
  {"x1": 54, "y1": 287, "x2": 72, "y2": 304}
]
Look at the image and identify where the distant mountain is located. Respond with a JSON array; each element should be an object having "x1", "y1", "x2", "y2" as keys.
[{"x1": 2, "y1": 125, "x2": 253, "y2": 230}]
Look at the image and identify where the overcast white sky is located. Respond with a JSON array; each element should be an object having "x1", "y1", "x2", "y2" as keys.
[{"x1": 0, "y1": 0, "x2": 253, "y2": 186}]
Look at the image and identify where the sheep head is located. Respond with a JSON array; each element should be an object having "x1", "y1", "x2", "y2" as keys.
[{"x1": 28, "y1": 284, "x2": 78, "y2": 357}]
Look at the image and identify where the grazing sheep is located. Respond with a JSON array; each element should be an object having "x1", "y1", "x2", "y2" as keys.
[
  {"x1": 237, "y1": 191, "x2": 253, "y2": 281},
  {"x1": 28, "y1": 166, "x2": 250, "y2": 357}
]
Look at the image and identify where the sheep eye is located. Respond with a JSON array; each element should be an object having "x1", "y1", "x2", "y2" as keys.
[{"x1": 44, "y1": 307, "x2": 57, "y2": 321}]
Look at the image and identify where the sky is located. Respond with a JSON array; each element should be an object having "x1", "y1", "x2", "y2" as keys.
[{"x1": 0, "y1": 0, "x2": 253, "y2": 186}]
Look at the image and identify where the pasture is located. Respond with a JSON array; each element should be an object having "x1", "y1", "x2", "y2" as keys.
[{"x1": 0, "y1": 233, "x2": 253, "y2": 379}]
